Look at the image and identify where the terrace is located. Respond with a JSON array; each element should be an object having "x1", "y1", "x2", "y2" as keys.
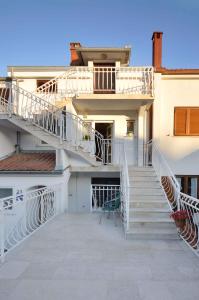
[{"x1": 0, "y1": 213, "x2": 199, "y2": 300}]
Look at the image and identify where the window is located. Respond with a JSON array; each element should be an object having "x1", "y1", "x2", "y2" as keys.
[
  {"x1": 174, "y1": 107, "x2": 199, "y2": 136},
  {"x1": 126, "y1": 120, "x2": 134, "y2": 136},
  {"x1": 37, "y1": 79, "x2": 57, "y2": 93},
  {"x1": 0, "y1": 188, "x2": 13, "y2": 209},
  {"x1": 176, "y1": 176, "x2": 199, "y2": 198}
]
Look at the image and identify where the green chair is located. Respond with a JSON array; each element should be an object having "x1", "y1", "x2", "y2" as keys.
[{"x1": 99, "y1": 193, "x2": 121, "y2": 226}]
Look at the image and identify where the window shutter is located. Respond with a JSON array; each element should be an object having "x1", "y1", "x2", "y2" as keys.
[
  {"x1": 174, "y1": 108, "x2": 187, "y2": 135},
  {"x1": 189, "y1": 108, "x2": 199, "y2": 135}
]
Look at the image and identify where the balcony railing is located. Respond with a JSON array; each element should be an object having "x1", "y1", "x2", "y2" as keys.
[
  {"x1": 92, "y1": 184, "x2": 120, "y2": 211},
  {"x1": 35, "y1": 66, "x2": 154, "y2": 103}
]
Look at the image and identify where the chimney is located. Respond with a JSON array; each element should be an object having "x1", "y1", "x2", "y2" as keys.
[
  {"x1": 152, "y1": 32, "x2": 163, "y2": 69},
  {"x1": 70, "y1": 42, "x2": 82, "y2": 66}
]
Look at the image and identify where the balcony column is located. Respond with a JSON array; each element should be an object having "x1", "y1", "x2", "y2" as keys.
[
  {"x1": 138, "y1": 106, "x2": 147, "y2": 166},
  {"x1": 88, "y1": 61, "x2": 94, "y2": 94}
]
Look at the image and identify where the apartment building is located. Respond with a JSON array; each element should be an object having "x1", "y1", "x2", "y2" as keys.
[{"x1": 0, "y1": 32, "x2": 199, "y2": 257}]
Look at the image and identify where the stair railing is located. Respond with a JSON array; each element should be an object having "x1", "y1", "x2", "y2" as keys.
[
  {"x1": 0, "y1": 185, "x2": 60, "y2": 263},
  {"x1": 0, "y1": 82, "x2": 104, "y2": 162},
  {"x1": 145, "y1": 140, "x2": 199, "y2": 256},
  {"x1": 119, "y1": 142, "x2": 130, "y2": 231}
]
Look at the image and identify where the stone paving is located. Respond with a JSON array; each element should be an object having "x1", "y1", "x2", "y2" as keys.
[{"x1": 0, "y1": 213, "x2": 199, "y2": 300}]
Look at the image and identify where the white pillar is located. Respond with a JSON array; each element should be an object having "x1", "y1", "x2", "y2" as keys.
[{"x1": 138, "y1": 106, "x2": 146, "y2": 166}]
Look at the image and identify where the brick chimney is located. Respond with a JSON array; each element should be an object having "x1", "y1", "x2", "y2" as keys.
[
  {"x1": 70, "y1": 42, "x2": 82, "y2": 66},
  {"x1": 152, "y1": 32, "x2": 163, "y2": 69}
]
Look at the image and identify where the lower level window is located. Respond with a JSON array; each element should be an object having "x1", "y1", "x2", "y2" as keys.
[{"x1": 176, "y1": 176, "x2": 198, "y2": 198}]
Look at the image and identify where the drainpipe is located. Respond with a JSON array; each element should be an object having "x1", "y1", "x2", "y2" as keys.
[{"x1": 15, "y1": 131, "x2": 21, "y2": 154}]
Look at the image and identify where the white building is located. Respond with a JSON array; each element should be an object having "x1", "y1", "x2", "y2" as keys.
[{"x1": 0, "y1": 32, "x2": 199, "y2": 254}]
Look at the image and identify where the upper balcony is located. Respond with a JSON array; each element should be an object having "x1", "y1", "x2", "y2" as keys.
[{"x1": 35, "y1": 66, "x2": 154, "y2": 111}]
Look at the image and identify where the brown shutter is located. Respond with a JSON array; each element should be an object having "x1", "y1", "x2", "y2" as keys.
[
  {"x1": 189, "y1": 108, "x2": 199, "y2": 135},
  {"x1": 174, "y1": 108, "x2": 187, "y2": 135}
]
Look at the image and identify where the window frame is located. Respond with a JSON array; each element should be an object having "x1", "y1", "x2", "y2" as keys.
[
  {"x1": 37, "y1": 79, "x2": 57, "y2": 93},
  {"x1": 176, "y1": 175, "x2": 199, "y2": 198},
  {"x1": 174, "y1": 107, "x2": 199, "y2": 136}
]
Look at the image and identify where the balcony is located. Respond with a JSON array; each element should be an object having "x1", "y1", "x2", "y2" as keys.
[{"x1": 36, "y1": 66, "x2": 154, "y2": 108}]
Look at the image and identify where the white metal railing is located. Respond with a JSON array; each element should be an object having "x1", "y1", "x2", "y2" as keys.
[
  {"x1": 0, "y1": 82, "x2": 104, "y2": 163},
  {"x1": 0, "y1": 186, "x2": 60, "y2": 262},
  {"x1": 145, "y1": 140, "x2": 199, "y2": 256},
  {"x1": 102, "y1": 139, "x2": 112, "y2": 165},
  {"x1": 34, "y1": 66, "x2": 154, "y2": 104},
  {"x1": 92, "y1": 184, "x2": 120, "y2": 211},
  {"x1": 119, "y1": 143, "x2": 130, "y2": 230},
  {"x1": 178, "y1": 193, "x2": 199, "y2": 255}
]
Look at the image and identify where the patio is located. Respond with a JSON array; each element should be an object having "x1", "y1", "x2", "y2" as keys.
[{"x1": 0, "y1": 213, "x2": 199, "y2": 300}]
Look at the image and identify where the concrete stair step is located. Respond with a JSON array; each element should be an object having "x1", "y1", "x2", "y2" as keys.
[
  {"x1": 130, "y1": 187, "x2": 164, "y2": 196},
  {"x1": 126, "y1": 230, "x2": 179, "y2": 240},
  {"x1": 129, "y1": 218, "x2": 176, "y2": 230},
  {"x1": 129, "y1": 208, "x2": 170, "y2": 219},
  {"x1": 128, "y1": 171, "x2": 156, "y2": 177},
  {"x1": 130, "y1": 200, "x2": 168, "y2": 209},
  {"x1": 129, "y1": 176, "x2": 158, "y2": 182},
  {"x1": 130, "y1": 195, "x2": 166, "y2": 201},
  {"x1": 128, "y1": 167, "x2": 154, "y2": 172},
  {"x1": 129, "y1": 181, "x2": 161, "y2": 188}
]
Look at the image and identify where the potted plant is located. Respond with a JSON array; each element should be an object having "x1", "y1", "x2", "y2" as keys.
[
  {"x1": 83, "y1": 134, "x2": 91, "y2": 141},
  {"x1": 170, "y1": 210, "x2": 188, "y2": 231}
]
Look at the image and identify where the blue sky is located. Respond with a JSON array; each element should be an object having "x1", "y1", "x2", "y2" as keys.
[{"x1": 0, "y1": 0, "x2": 199, "y2": 75}]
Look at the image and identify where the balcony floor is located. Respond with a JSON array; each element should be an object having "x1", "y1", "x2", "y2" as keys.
[{"x1": 1, "y1": 213, "x2": 199, "y2": 300}]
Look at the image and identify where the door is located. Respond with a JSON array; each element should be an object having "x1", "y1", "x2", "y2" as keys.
[{"x1": 93, "y1": 63, "x2": 115, "y2": 94}]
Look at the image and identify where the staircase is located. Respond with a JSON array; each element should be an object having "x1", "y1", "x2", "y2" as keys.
[
  {"x1": 0, "y1": 82, "x2": 104, "y2": 166},
  {"x1": 125, "y1": 167, "x2": 178, "y2": 240}
]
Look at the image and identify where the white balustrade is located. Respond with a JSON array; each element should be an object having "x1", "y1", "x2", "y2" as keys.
[
  {"x1": 178, "y1": 193, "x2": 199, "y2": 255},
  {"x1": 92, "y1": 184, "x2": 120, "y2": 211},
  {"x1": 0, "y1": 186, "x2": 60, "y2": 262},
  {"x1": 34, "y1": 66, "x2": 154, "y2": 104}
]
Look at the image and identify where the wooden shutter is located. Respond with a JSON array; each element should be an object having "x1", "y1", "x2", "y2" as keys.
[
  {"x1": 174, "y1": 108, "x2": 187, "y2": 135},
  {"x1": 189, "y1": 108, "x2": 199, "y2": 135}
]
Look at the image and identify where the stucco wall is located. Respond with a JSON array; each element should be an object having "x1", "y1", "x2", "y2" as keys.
[
  {"x1": 153, "y1": 74, "x2": 199, "y2": 174},
  {"x1": 0, "y1": 126, "x2": 16, "y2": 158}
]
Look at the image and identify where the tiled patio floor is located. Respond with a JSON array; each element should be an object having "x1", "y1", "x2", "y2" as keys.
[{"x1": 0, "y1": 213, "x2": 199, "y2": 300}]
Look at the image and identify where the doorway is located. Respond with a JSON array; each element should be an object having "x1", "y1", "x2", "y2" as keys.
[
  {"x1": 95, "y1": 122, "x2": 113, "y2": 164},
  {"x1": 93, "y1": 63, "x2": 115, "y2": 94}
]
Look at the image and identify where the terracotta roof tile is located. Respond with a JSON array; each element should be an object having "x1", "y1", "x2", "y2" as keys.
[{"x1": 0, "y1": 152, "x2": 56, "y2": 172}]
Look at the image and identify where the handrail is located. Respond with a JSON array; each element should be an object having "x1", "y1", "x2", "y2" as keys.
[
  {"x1": 0, "y1": 81, "x2": 105, "y2": 162},
  {"x1": 119, "y1": 142, "x2": 130, "y2": 230}
]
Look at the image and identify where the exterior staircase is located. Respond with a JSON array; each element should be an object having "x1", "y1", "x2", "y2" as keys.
[
  {"x1": 0, "y1": 82, "x2": 104, "y2": 166},
  {"x1": 126, "y1": 167, "x2": 179, "y2": 240}
]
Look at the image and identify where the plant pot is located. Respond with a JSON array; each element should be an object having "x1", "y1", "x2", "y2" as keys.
[{"x1": 174, "y1": 219, "x2": 186, "y2": 230}]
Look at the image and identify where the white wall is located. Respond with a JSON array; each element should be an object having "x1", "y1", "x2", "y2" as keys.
[
  {"x1": 0, "y1": 126, "x2": 16, "y2": 158},
  {"x1": 0, "y1": 169, "x2": 70, "y2": 211},
  {"x1": 68, "y1": 172, "x2": 120, "y2": 213},
  {"x1": 79, "y1": 112, "x2": 138, "y2": 166},
  {"x1": 153, "y1": 74, "x2": 199, "y2": 174}
]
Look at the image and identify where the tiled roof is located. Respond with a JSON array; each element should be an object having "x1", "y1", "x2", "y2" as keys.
[{"x1": 0, "y1": 152, "x2": 56, "y2": 172}]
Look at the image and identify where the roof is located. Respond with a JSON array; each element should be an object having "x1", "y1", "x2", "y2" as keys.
[
  {"x1": 0, "y1": 152, "x2": 56, "y2": 172},
  {"x1": 156, "y1": 68, "x2": 199, "y2": 75},
  {"x1": 7, "y1": 66, "x2": 67, "y2": 72},
  {"x1": 76, "y1": 47, "x2": 131, "y2": 66}
]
